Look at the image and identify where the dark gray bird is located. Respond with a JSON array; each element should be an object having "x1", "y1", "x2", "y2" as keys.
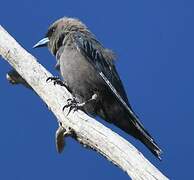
[{"x1": 33, "y1": 17, "x2": 162, "y2": 159}]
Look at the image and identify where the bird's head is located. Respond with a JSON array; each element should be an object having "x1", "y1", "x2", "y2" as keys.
[{"x1": 33, "y1": 17, "x2": 89, "y2": 55}]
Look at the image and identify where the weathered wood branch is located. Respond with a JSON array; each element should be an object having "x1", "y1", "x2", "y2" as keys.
[{"x1": 0, "y1": 25, "x2": 168, "y2": 180}]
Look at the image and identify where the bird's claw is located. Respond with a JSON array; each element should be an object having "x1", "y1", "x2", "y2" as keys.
[
  {"x1": 46, "y1": 76, "x2": 59, "y2": 82},
  {"x1": 46, "y1": 76, "x2": 66, "y2": 87},
  {"x1": 63, "y1": 98, "x2": 80, "y2": 115}
]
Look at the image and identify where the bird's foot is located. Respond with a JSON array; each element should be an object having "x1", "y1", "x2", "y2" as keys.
[
  {"x1": 63, "y1": 97, "x2": 82, "y2": 115},
  {"x1": 63, "y1": 94, "x2": 98, "y2": 116},
  {"x1": 46, "y1": 76, "x2": 67, "y2": 87}
]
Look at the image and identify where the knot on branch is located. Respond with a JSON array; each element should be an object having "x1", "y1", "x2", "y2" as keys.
[
  {"x1": 55, "y1": 123, "x2": 74, "y2": 153},
  {"x1": 6, "y1": 69, "x2": 31, "y2": 89}
]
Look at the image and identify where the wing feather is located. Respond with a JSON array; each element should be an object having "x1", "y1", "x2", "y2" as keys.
[{"x1": 73, "y1": 32, "x2": 130, "y2": 106}]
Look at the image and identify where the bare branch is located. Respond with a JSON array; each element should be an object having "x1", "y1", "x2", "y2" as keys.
[{"x1": 0, "y1": 25, "x2": 168, "y2": 180}]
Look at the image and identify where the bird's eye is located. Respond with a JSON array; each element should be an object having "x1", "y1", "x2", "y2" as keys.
[
  {"x1": 50, "y1": 27, "x2": 56, "y2": 34},
  {"x1": 46, "y1": 27, "x2": 56, "y2": 37}
]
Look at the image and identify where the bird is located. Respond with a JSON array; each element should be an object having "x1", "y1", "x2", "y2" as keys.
[{"x1": 33, "y1": 17, "x2": 162, "y2": 159}]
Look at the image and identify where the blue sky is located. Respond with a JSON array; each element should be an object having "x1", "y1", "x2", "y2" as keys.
[{"x1": 0, "y1": 0, "x2": 194, "y2": 179}]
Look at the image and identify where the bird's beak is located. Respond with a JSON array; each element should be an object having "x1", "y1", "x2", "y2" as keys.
[{"x1": 33, "y1": 37, "x2": 49, "y2": 48}]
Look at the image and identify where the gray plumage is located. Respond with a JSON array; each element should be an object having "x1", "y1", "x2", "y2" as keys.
[{"x1": 34, "y1": 17, "x2": 162, "y2": 159}]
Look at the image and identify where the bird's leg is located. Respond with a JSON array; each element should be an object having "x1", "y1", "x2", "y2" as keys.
[{"x1": 63, "y1": 94, "x2": 98, "y2": 115}]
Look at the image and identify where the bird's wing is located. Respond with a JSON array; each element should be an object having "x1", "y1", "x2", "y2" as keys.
[
  {"x1": 73, "y1": 32, "x2": 130, "y2": 106},
  {"x1": 72, "y1": 32, "x2": 162, "y2": 159},
  {"x1": 73, "y1": 32, "x2": 148, "y2": 125},
  {"x1": 73, "y1": 32, "x2": 162, "y2": 154}
]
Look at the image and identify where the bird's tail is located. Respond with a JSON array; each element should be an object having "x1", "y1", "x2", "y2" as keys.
[
  {"x1": 126, "y1": 114, "x2": 162, "y2": 159},
  {"x1": 134, "y1": 120, "x2": 162, "y2": 159},
  {"x1": 100, "y1": 97, "x2": 162, "y2": 159},
  {"x1": 113, "y1": 111, "x2": 162, "y2": 159}
]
